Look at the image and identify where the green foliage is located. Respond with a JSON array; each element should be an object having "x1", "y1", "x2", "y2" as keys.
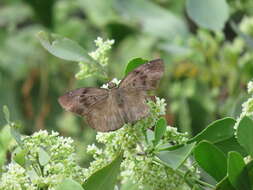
[
  {"x1": 114, "y1": 0, "x2": 188, "y2": 40},
  {"x1": 191, "y1": 85, "x2": 253, "y2": 189},
  {"x1": 194, "y1": 141, "x2": 227, "y2": 181},
  {"x1": 237, "y1": 116, "x2": 253, "y2": 157},
  {"x1": 231, "y1": 22, "x2": 253, "y2": 50},
  {"x1": 56, "y1": 179, "x2": 84, "y2": 190},
  {"x1": 0, "y1": 125, "x2": 12, "y2": 170},
  {"x1": 3, "y1": 105, "x2": 10, "y2": 124},
  {"x1": 121, "y1": 181, "x2": 139, "y2": 190},
  {"x1": 124, "y1": 58, "x2": 148, "y2": 76},
  {"x1": 1, "y1": 0, "x2": 253, "y2": 189},
  {"x1": 37, "y1": 31, "x2": 90, "y2": 62},
  {"x1": 157, "y1": 142, "x2": 195, "y2": 170},
  {"x1": 216, "y1": 177, "x2": 236, "y2": 190},
  {"x1": 227, "y1": 151, "x2": 251, "y2": 190},
  {"x1": 186, "y1": 0, "x2": 229, "y2": 31},
  {"x1": 188, "y1": 117, "x2": 236, "y2": 144},
  {"x1": 82, "y1": 154, "x2": 122, "y2": 190},
  {"x1": 38, "y1": 147, "x2": 50, "y2": 166},
  {"x1": 0, "y1": 128, "x2": 85, "y2": 189},
  {"x1": 12, "y1": 147, "x2": 27, "y2": 168},
  {"x1": 153, "y1": 117, "x2": 167, "y2": 146}
]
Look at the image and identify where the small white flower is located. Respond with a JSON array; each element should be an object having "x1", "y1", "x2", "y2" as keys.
[
  {"x1": 155, "y1": 97, "x2": 167, "y2": 115},
  {"x1": 101, "y1": 78, "x2": 121, "y2": 89},
  {"x1": 235, "y1": 80, "x2": 253, "y2": 133},
  {"x1": 88, "y1": 37, "x2": 114, "y2": 66},
  {"x1": 244, "y1": 156, "x2": 252, "y2": 164},
  {"x1": 248, "y1": 81, "x2": 253, "y2": 94},
  {"x1": 0, "y1": 130, "x2": 85, "y2": 189}
]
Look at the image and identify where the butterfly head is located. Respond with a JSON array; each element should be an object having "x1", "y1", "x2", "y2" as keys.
[
  {"x1": 58, "y1": 89, "x2": 83, "y2": 113},
  {"x1": 108, "y1": 82, "x2": 117, "y2": 89}
]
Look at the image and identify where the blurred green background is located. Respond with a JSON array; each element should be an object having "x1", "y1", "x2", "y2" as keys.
[{"x1": 1, "y1": 0, "x2": 253, "y2": 166}]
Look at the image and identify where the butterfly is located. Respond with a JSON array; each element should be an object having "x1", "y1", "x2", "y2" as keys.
[{"x1": 58, "y1": 59, "x2": 164, "y2": 132}]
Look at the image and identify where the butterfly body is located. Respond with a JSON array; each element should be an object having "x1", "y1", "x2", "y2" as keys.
[{"x1": 59, "y1": 59, "x2": 164, "y2": 132}]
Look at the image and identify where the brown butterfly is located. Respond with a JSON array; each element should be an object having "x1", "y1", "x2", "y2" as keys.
[{"x1": 58, "y1": 59, "x2": 164, "y2": 132}]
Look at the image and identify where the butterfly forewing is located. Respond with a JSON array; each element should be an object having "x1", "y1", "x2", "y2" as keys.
[
  {"x1": 119, "y1": 59, "x2": 164, "y2": 90},
  {"x1": 58, "y1": 87, "x2": 109, "y2": 115}
]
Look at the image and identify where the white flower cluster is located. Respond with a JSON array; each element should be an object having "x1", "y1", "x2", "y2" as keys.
[
  {"x1": 234, "y1": 80, "x2": 253, "y2": 130},
  {"x1": 163, "y1": 126, "x2": 188, "y2": 144},
  {"x1": 75, "y1": 63, "x2": 98, "y2": 80},
  {"x1": 247, "y1": 81, "x2": 253, "y2": 94},
  {"x1": 101, "y1": 78, "x2": 121, "y2": 89},
  {"x1": 75, "y1": 37, "x2": 114, "y2": 80},
  {"x1": 154, "y1": 97, "x2": 166, "y2": 115},
  {"x1": 0, "y1": 163, "x2": 36, "y2": 190},
  {"x1": 121, "y1": 157, "x2": 190, "y2": 190},
  {"x1": 89, "y1": 37, "x2": 115, "y2": 66},
  {"x1": 83, "y1": 97, "x2": 192, "y2": 190},
  {"x1": 0, "y1": 130, "x2": 85, "y2": 190}
]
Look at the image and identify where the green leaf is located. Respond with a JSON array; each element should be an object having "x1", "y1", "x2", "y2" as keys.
[
  {"x1": 216, "y1": 177, "x2": 236, "y2": 190},
  {"x1": 178, "y1": 98, "x2": 192, "y2": 135},
  {"x1": 157, "y1": 142, "x2": 195, "y2": 170},
  {"x1": 27, "y1": 168, "x2": 39, "y2": 181},
  {"x1": 121, "y1": 181, "x2": 152, "y2": 190},
  {"x1": 157, "y1": 143, "x2": 184, "y2": 151},
  {"x1": 38, "y1": 147, "x2": 50, "y2": 166},
  {"x1": 0, "y1": 149, "x2": 6, "y2": 167},
  {"x1": 79, "y1": 0, "x2": 118, "y2": 27},
  {"x1": 121, "y1": 181, "x2": 139, "y2": 190},
  {"x1": 194, "y1": 141, "x2": 227, "y2": 181},
  {"x1": 237, "y1": 116, "x2": 253, "y2": 157},
  {"x1": 0, "y1": 125, "x2": 12, "y2": 150},
  {"x1": 188, "y1": 117, "x2": 236, "y2": 144},
  {"x1": 3, "y1": 105, "x2": 10, "y2": 124},
  {"x1": 186, "y1": 0, "x2": 229, "y2": 31},
  {"x1": 10, "y1": 125, "x2": 23, "y2": 147},
  {"x1": 246, "y1": 160, "x2": 253, "y2": 187},
  {"x1": 37, "y1": 31, "x2": 90, "y2": 62},
  {"x1": 227, "y1": 151, "x2": 251, "y2": 190},
  {"x1": 83, "y1": 154, "x2": 122, "y2": 190},
  {"x1": 2, "y1": 106, "x2": 23, "y2": 147},
  {"x1": 192, "y1": 185, "x2": 205, "y2": 190},
  {"x1": 158, "y1": 43, "x2": 192, "y2": 56},
  {"x1": 215, "y1": 136, "x2": 247, "y2": 156},
  {"x1": 0, "y1": 3, "x2": 32, "y2": 26},
  {"x1": 153, "y1": 117, "x2": 167, "y2": 146},
  {"x1": 124, "y1": 58, "x2": 147, "y2": 76},
  {"x1": 56, "y1": 179, "x2": 84, "y2": 190},
  {"x1": 146, "y1": 129, "x2": 155, "y2": 145},
  {"x1": 115, "y1": 0, "x2": 188, "y2": 40},
  {"x1": 12, "y1": 147, "x2": 27, "y2": 168}
]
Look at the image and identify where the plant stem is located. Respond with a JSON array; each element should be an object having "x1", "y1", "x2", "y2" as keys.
[{"x1": 194, "y1": 178, "x2": 215, "y2": 189}]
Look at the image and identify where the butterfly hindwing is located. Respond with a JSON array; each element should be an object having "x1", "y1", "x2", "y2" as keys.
[
  {"x1": 118, "y1": 88, "x2": 149, "y2": 123},
  {"x1": 85, "y1": 90, "x2": 126, "y2": 132},
  {"x1": 119, "y1": 59, "x2": 164, "y2": 90},
  {"x1": 86, "y1": 88, "x2": 149, "y2": 132}
]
